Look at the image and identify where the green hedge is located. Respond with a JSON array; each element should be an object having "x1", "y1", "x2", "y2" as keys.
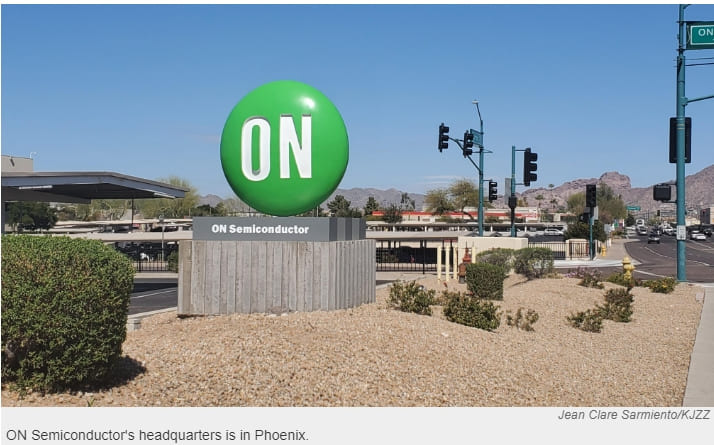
[
  {"x1": 1, "y1": 235, "x2": 134, "y2": 392},
  {"x1": 465, "y1": 262, "x2": 507, "y2": 300},
  {"x1": 475, "y1": 248, "x2": 515, "y2": 271}
]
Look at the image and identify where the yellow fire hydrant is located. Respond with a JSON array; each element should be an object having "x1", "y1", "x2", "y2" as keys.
[
  {"x1": 601, "y1": 245, "x2": 607, "y2": 257},
  {"x1": 622, "y1": 256, "x2": 635, "y2": 281}
]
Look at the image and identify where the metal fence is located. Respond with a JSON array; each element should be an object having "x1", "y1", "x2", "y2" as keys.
[
  {"x1": 375, "y1": 239, "x2": 456, "y2": 273},
  {"x1": 118, "y1": 238, "x2": 592, "y2": 274},
  {"x1": 114, "y1": 242, "x2": 178, "y2": 272},
  {"x1": 527, "y1": 240, "x2": 591, "y2": 260}
]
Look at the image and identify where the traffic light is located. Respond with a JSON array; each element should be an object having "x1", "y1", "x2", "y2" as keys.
[
  {"x1": 586, "y1": 184, "x2": 597, "y2": 208},
  {"x1": 438, "y1": 123, "x2": 449, "y2": 152},
  {"x1": 523, "y1": 148, "x2": 537, "y2": 186},
  {"x1": 653, "y1": 184, "x2": 671, "y2": 202},
  {"x1": 669, "y1": 117, "x2": 691, "y2": 163},
  {"x1": 579, "y1": 212, "x2": 590, "y2": 223},
  {"x1": 488, "y1": 180, "x2": 497, "y2": 202},
  {"x1": 463, "y1": 131, "x2": 474, "y2": 156}
]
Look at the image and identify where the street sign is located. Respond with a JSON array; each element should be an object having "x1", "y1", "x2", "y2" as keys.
[
  {"x1": 677, "y1": 225, "x2": 687, "y2": 241},
  {"x1": 626, "y1": 206, "x2": 640, "y2": 211},
  {"x1": 469, "y1": 129, "x2": 483, "y2": 148},
  {"x1": 687, "y1": 22, "x2": 714, "y2": 50}
]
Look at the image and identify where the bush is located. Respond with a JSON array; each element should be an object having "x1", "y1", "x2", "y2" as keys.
[
  {"x1": 567, "y1": 309, "x2": 603, "y2": 333},
  {"x1": 443, "y1": 292, "x2": 501, "y2": 331},
  {"x1": 465, "y1": 262, "x2": 507, "y2": 300},
  {"x1": 513, "y1": 247, "x2": 555, "y2": 280},
  {"x1": 577, "y1": 269, "x2": 604, "y2": 289},
  {"x1": 2, "y1": 235, "x2": 134, "y2": 392},
  {"x1": 605, "y1": 272, "x2": 640, "y2": 289},
  {"x1": 475, "y1": 248, "x2": 515, "y2": 271},
  {"x1": 387, "y1": 280, "x2": 435, "y2": 315},
  {"x1": 167, "y1": 250, "x2": 179, "y2": 273},
  {"x1": 505, "y1": 308, "x2": 539, "y2": 331},
  {"x1": 642, "y1": 277, "x2": 677, "y2": 294},
  {"x1": 597, "y1": 288, "x2": 634, "y2": 322}
]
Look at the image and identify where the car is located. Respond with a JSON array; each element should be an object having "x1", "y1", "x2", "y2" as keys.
[
  {"x1": 662, "y1": 226, "x2": 675, "y2": 236},
  {"x1": 636, "y1": 226, "x2": 648, "y2": 236},
  {"x1": 690, "y1": 231, "x2": 706, "y2": 241},
  {"x1": 647, "y1": 231, "x2": 660, "y2": 244},
  {"x1": 544, "y1": 228, "x2": 563, "y2": 236}
]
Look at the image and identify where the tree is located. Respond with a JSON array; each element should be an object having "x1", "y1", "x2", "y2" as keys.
[
  {"x1": 381, "y1": 203, "x2": 403, "y2": 224},
  {"x1": 566, "y1": 184, "x2": 626, "y2": 225},
  {"x1": 6, "y1": 202, "x2": 58, "y2": 232},
  {"x1": 625, "y1": 213, "x2": 636, "y2": 227},
  {"x1": 400, "y1": 192, "x2": 415, "y2": 211},
  {"x1": 448, "y1": 179, "x2": 478, "y2": 219},
  {"x1": 135, "y1": 176, "x2": 200, "y2": 218},
  {"x1": 326, "y1": 195, "x2": 361, "y2": 217},
  {"x1": 564, "y1": 221, "x2": 607, "y2": 243},
  {"x1": 364, "y1": 196, "x2": 379, "y2": 215},
  {"x1": 424, "y1": 188, "x2": 454, "y2": 215},
  {"x1": 566, "y1": 192, "x2": 586, "y2": 215}
]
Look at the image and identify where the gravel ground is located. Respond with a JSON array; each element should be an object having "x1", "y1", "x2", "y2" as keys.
[{"x1": 1, "y1": 274, "x2": 704, "y2": 407}]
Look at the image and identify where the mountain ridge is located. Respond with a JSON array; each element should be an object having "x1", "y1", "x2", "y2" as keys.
[{"x1": 200, "y1": 164, "x2": 714, "y2": 214}]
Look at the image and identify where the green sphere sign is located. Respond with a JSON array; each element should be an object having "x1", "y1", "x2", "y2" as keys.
[{"x1": 220, "y1": 80, "x2": 349, "y2": 216}]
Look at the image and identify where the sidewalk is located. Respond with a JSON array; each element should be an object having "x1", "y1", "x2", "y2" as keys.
[
  {"x1": 683, "y1": 285, "x2": 714, "y2": 406},
  {"x1": 553, "y1": 237, "x2": 639, "y2": 268}
]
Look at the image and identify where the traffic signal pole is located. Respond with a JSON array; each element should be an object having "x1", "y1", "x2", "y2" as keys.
[
  {"x1": 674, "y1": 5, "x2": 714, "y2": 281},
  {"x1": 510, "y1": 145, "x2": 516, "y2": 237},
  {"x1": 676, "y1": 4, "x2": 687, "y2": 281}
]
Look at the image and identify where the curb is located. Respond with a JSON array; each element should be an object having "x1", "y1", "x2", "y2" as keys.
[{"x1": 127, "y1": 307, "x2": 177, "y2": 332}]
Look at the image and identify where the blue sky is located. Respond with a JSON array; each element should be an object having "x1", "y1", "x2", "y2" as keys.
[{"x1": 2, "y1": 3, "x2": 713, "y2": 199}]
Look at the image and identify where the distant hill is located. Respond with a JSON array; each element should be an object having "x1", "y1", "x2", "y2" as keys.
[
  {"x1": 200, "y1": 164, "x2": 713, "y2": 214},
  {"x1": 520, "y1": 164, "x2": 714, "y2": 214}
]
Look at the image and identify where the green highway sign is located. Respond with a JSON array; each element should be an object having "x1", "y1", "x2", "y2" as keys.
[
  {"x1": 626, "y1": 206, "x2": 640, "y2": 211},
  {"x1": 687, "y1": 22, "x2": 714, "y2": 50}
]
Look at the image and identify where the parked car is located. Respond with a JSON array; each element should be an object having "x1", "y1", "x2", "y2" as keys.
[
  {"x1": 648, "y1": 231, "x2": 661, "y2": 244},
  {"x1": 690, "y1": 231, "x2": 706, "y2": 241},
  {"x1": 544, "y1": 228, "x2": 564, "y2": 236}
]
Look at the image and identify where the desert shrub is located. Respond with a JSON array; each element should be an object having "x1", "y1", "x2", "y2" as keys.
[
  {"x1": 567, "y1": 309, "x2": 603, "y2": 333},
  {"x1": 465, "y1": 262, "x2": 507, "y2": 300},
  {"x1": 167, "y1": 250, "x2": 179, "y2": 272},
  {"x1": 513, "y1": 247, "x2": 555, "y2": 279},
  {"x1": 605, "y1": 272, "x2": 641, "y2": 290},
  {"x1": 642, "y1": 277, "x2": 677, "y2": 294},
  {"x1": 577, "y1": 269, "x2": 604, "y2": 289},
  {"x1": 387, "y1": 280, "x2": 435, "y2": 315},
  {"x1": 443, "y1": 292, "x2": 501, "y2": 331},
  {"x1": 475, "y1": 248, "x2": 515, "y2": 271},
  {"x1": 2, "y1": 235, "x2": 134, "y2": 392},
  {"x1": 597, "y1": 288, "x2": 634, "y2": 322},
  {"x1": 505, "y1": 308, "x2": 540, "y2": 331}
]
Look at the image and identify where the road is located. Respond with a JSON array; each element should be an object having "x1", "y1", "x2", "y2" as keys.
[
  {"x1": 130, "y1": 278, "x2": 178, "y2": 315},
  {"x1": 624, "y1": 233, "x2": 714, "y2": 283}
]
